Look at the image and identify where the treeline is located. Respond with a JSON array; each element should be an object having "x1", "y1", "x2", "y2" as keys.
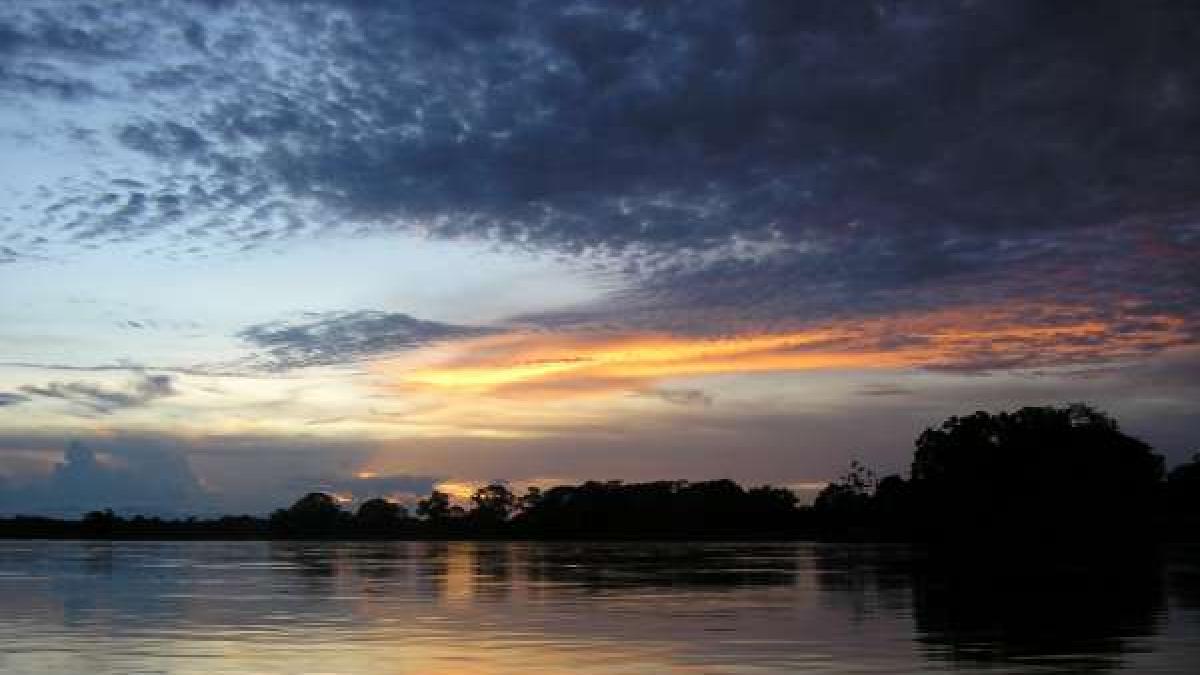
[
  {"x1": 2, "y1": 405, "x2": 1198, "y2": 541},
  {"x1": 0, "y1": 480, "x2": 804, "y2": 540},
  {"x1": 811, "y1": 405, "x2": 1200, "y2": 543},
  {"x1": 269, "y1": 479, "x2": 803, "y2": 539}
]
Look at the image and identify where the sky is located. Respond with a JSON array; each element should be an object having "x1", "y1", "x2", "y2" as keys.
[{"x1": 1, "y1": 0, "x2": 1198, "y2": 516}]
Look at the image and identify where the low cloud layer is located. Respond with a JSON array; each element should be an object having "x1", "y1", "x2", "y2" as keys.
[{"x1": 0, "y1": 441, "x2": 212, "y2": 517}]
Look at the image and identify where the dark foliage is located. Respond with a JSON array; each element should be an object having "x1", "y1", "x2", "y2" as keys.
[
  {"x1": 910, "y1": 405, "x2": 1163, "y2": 541},
  {"x1": 268, "y1": 492, "x2": 353, "y2": 537},
  {"x1": 415, "y1": 490, "x2": 462, "y2": 522},
  {"x1": 511, "y1": 479, "x2": 800, "y2": 539},
  {"x1": 354, "y1": 497, "x2": 410, "y2": 536},
  {"x1": 1166, "y1": 453, "x2": 1200, "y2": 539},
  {"x1": 814, "y1": 404, "x2": 1170, "y2": 542}
]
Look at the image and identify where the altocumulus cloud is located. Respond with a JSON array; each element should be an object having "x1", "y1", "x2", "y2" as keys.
[
  {"x1": 0, "y1": 1, "x2": 1197, "y2": 365},
  {"x1": 10, "y1": 2, "x2": 1195, "y2": 253}
]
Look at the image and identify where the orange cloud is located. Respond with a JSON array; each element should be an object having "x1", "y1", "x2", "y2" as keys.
[{"x1": 377, "y1": 302, "x2": 1190, "y2": 402}]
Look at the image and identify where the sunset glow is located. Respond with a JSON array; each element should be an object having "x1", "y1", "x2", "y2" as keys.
[{"x1": 386, "y1": 304, "x2": 1190, "y2": 402}]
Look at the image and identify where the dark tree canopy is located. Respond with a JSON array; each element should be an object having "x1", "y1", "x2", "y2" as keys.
[
  {"x1": 356, "y1": 497, "x2": 408, "y2": 532},
  {"x1": 1166, "y1": 453, "x2": 1200, "y2": 536},
  {"x1": 513, "y1": 479, "x2": 800, "y2": 538},
  {"x1": 268, "y1": 492, "x2": 351, "y2": 536},
  {"x1": 908, "y1": 405, "x2": 1163, "y2": 540},
  {"x1": 470, "y1": 484, "x2": 517, "y2": 523},
  {"x1": 416, "y1": 490, "x2": 461, "y2": 522},
  {"x1": 813, "y1": 461, "x2": 875, "y2": 520}
]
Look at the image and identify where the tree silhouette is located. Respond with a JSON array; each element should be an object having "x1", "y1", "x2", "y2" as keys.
[
  {"x1": 80, "y1": 508, "x2": 119, "y2": 536},
  {"x1": 1167, "y1": 454, "x2": 1200, "y2": 510},
  {"x1": 511, "y1": 479, "x2": 801, "y2": 538},
  {"x1": 1166, "y1": 453, "x2": 1200, "y2": 538},
  {"x1": 814, "y1": 461, "x2": 875, "y2": 520},
  {"x1": 519, "y1": 486, "x2": 544, "y2": 513},
  {"x1": 470, "y1": 483, "x2": 517, "y2": 523},
  {"x1": 908, "y1": 404, "x2": 1164, "y2": 541},
  {"x1": 355, "y1": 497, "x2": 408, "y2": 533},
  {"x1": 268, "y1": 492, "x2": 350, "y2": 537},
  {"x1": 416, "y1": 490, "x2": 453, "y2": 521},
  {"x1": 812, "y1": 461, "x2": 917, "y2": 539}
]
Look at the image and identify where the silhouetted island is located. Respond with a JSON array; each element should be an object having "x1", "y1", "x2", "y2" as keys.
[{"x1": 2, "y1": 405, "x2": 1198, "y2": 542}]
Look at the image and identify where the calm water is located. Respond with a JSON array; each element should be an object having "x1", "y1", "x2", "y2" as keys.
[{"x1": 0, "y1": 541, "x2": 1197, "y2": 674}]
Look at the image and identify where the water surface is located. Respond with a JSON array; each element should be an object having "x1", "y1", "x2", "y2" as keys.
[{"x1": 0, "y1": 541, "x2": 1197, "y2": 674}]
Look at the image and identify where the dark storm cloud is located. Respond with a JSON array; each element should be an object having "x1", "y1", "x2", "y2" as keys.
[
  {"x1": 237, "y1": 310, "x2": 500, "y2": 370},
  {"x1": 4, "y1": 1, "x2": 1199, "y2": 350},
  {"x1": 19, "y1": 372, "x2": 177, "y2": 415}
]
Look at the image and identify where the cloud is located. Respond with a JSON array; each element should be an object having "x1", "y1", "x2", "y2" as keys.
[
  {"x1": 0, "y1": 0, "x2": 1197, "y2": 469},
  {"x1": 857, "y1": 384, "x2": 915, "y2": 398},
  {"x1": 0, "y1": 392, "x2": 30, "y2": 407},
  {"x1": 0, "y1": 440, "x2": 212, "y2": 517},
  {"x1": 645, "y1": 388, "x2": 714, "y2": 407},
  {"x1": 237, "y1": 310, "x2": 501, "y2": 371},
  {"x1": 2, "y1": 342, "x2": 1199, "y2": 517},
  {"x1": 515, "y1": 216, "x2": 1200, "y2": 338},
  {"x1": 0, "y1": 361, "x2": 253, "y2": 378},
  {"x1": 4, "y1": 3, "x2": 1197, "y2": 284},
  {"x1": 0, "y1": 1, "x2": 1193, "y2": 372},
  {"x1": 193, "y1": 2, "x2": 1198, "y2": 255},
  {"x1": 19, "y1": 372, "x2": 176, "y2": 415},
  {"x1": 384, "y1": 301, "x2": 1193, "y2": 405}
]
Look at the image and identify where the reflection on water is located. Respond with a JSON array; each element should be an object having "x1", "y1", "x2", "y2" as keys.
[{"x1": 0, "y1": 541, "x2": 1197, "y2": 674}]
